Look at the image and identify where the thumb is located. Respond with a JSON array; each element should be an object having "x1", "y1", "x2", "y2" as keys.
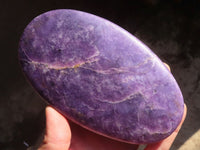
[{"x1": 39, "y1": 106, "x2": 71, "y2": 150}]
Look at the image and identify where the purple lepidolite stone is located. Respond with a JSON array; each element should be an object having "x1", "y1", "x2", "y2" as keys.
[{"x1": 18, "y1": 9, "x2": 184, "y2": 144}]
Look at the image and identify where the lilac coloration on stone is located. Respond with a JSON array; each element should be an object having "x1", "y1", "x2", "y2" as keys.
[{"x1": 18, "y1": 9, "x2": 184, "y2": 144}]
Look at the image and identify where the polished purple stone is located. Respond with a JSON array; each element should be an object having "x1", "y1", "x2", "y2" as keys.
[{"x1": 18, "y1": 9, "x2": 184, "y2": 144}]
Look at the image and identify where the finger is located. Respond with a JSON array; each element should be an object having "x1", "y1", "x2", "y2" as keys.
[
  {"x1": 163, "y1": 62, "x2": 171, "y2": 72},
  {"x1": 39, "y1": 106, "x2": 71, "y2": 150},
  {"x1": 145, "y1": 104, "x2": 187, "y2": 150}
]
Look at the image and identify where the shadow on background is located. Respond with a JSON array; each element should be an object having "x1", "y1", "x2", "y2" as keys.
[{"x1": 0, "y1": 0, "x2": 200, "y2": 149}]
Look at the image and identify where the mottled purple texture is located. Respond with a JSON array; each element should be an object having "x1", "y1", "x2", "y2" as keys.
[{"x1": 18, "y1": 9, "x2": 184, "y2": 144}]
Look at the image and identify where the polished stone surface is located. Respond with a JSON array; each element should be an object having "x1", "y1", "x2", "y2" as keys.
[{"x1": 18, "y1": 9, "x2": 184, "y2": 144}]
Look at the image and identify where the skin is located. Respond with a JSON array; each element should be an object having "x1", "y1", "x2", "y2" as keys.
[{"x1": 38, "y1": 64, "x2": 187, "y2": 150}]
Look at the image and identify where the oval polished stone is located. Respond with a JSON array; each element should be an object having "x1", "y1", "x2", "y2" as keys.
[{"x1": 18, "y1": 9, "x2": 184, "y2": 144}]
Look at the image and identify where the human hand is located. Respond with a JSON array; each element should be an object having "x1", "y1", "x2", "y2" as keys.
[
  {"x1": 38, "y1": 106, "x2": 139, "y2": 150},
  {"x1": 38, "y1": 103, "x2": 186, "y2": 150}
]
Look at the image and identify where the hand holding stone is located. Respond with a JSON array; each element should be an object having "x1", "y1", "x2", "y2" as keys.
[{"x1": 19, "y1": 9, "x2": 185, "y2": 145}]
